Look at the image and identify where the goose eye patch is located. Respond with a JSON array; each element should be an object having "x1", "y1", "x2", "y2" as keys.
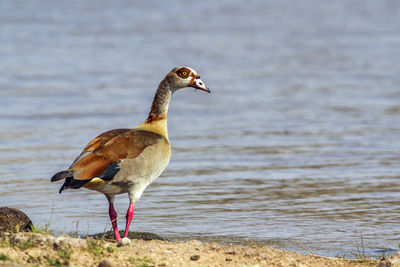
[{"x1": 177, "y1": 68, "x2": 190, "y2": 78}]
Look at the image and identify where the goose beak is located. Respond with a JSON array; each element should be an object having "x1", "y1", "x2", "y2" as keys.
[{"x1": 190, "y1": 76, "x2": 211, "y2": 93}]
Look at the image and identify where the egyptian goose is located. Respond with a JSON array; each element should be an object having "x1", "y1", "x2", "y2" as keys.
[{"x1": 51, "y1": 66, "x2": 210, "y2": 241}]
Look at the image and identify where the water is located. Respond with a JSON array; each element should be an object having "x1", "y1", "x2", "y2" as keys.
[{"x1": 1, "y1": 0, "x2": 400, "y2": 258}]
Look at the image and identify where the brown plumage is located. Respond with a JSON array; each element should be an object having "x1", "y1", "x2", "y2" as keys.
[{"x1": 71, "y1": 130, "x2": 162, "y2": 180}]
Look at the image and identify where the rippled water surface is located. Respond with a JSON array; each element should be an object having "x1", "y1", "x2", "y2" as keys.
[{"x1": 1, "y1": 0, "x2": 400, "y2": 257}]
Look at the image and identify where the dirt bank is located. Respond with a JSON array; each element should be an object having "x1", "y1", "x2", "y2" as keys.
[{"x1": 0, "y1": 231, "x2": 392, "y2": 267}]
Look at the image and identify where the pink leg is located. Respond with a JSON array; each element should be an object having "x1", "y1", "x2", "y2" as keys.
[
  {"x1": 108, "y1": 203, "x2": 121, "y2": 241},
  {"x1": 123, "y1": 203, "x2": 135, "y2": 238}
]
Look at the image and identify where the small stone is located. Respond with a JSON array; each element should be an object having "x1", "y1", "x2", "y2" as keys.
[
  {"x1": 120, "y1": 237, "x2": 131, "y2": 246},
  {"x1": 98, "y1": 259, "x2": 115, "y2": 267},
  {"x1": 190, "y1": 255, "x2": 200, "y2": 261},
  {"x1": 226, "y1": 258, "x2": 232, "y2": 261}
]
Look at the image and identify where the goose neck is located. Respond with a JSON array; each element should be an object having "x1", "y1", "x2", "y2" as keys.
[{"x1": 146, "y1": 79, "x2": 172, "y2": 123}]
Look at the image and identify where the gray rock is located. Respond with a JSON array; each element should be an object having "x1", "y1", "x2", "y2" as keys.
[{"x1": 0, "y1": 207, "x2": 33, "y2": 232}]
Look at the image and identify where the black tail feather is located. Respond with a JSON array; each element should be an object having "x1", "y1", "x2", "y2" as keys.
[
  {"x1": 59, "y1": 177, "x2": 91, "y2": 194},
  {"x1": 52, "y1": 170, "x2": 91, "y2": 194},
  {"x1": 51, "y1": 170, "x2": 73, "y2": 182}
]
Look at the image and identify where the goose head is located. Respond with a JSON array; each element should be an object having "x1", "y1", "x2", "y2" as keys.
[{"x1": 166, "y1": 66, "x2": 211, "y2": 93}]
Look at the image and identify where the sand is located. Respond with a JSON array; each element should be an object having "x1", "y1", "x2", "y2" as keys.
[{"x1": 0, "y1": 231, "x2": 392, "y2": 267}]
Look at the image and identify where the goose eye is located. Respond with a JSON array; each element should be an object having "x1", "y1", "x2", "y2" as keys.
[{"x1": 177, "y1": 68, "x2": 190, "y2": 78}]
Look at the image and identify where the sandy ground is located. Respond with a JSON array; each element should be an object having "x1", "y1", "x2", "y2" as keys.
[{"x1": 0, "y1": 232, "x2": 396, "y2": 267}]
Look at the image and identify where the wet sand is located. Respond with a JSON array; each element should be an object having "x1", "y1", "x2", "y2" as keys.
[{"x1": 0, "y1": 232, "x2": 386, "y2": 267}]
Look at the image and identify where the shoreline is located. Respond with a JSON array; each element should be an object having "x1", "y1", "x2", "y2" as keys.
[{"x1": 0, "y1": 231, "x2": 388, "y2": 267}]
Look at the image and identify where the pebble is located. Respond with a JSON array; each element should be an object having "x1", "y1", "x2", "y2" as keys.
[
  {"x1": 98, "y1": 259, "x2": 115, "y2": 267},
  {"x1": 120, "y1": 237, "x2": 131, "y2": 246},
  {"x1": 190, "y1": 255, "x2": 200, "y2": 261}
]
